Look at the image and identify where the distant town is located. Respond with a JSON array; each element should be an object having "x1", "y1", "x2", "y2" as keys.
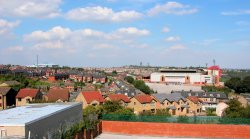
[{"x1": 0, "y1": 63, "x2": 250, "y2": 138}]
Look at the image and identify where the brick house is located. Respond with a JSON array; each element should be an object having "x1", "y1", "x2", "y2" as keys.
[
  {"x1": 0, "y1": 87, "x2": 17, "y2": 109},
  {"x1": 45, "y1": 88, "x2": 69, "y2": 102},
  {"x1": 75, "y1": 91, "x2": 105, "y2": 109},
  {"x1": 16, "y1": 88, "x2": 43, "y2": 106},
  {"x1": 187, "y1": 96, "x2": 203, "y2": 115},
  {"x1": 128, "y1": 94, "x2": 158, "y2": 114},
  {"x1": 105, "y1": 94, "x2": 130, "y2": 107},
  {"x1": 153, "y1": 93, "x2": 189, "y2": 116}
]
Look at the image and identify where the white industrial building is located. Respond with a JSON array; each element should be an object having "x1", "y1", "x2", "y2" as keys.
[
  {"x1": 0, "y1": 102, "x2": 82, "y2": 139},
  {"x1": 150, "y1": 67, "x2": 221, "y2": 85}
]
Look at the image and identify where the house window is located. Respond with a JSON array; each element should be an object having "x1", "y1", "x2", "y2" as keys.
[
  {"x1": 26, "y1": 99, "x2": 31, "y2": 103},
  {"x1": 18, "y1": 98, "x2": 22, "y2": 101},
  {"x1": 0, "y1": 96, "x2": 1, "y2": 99},
  {"x1": 0, "y1": 103, "x2": 2, "y2": 107},
  {"x1": 134, "y1": 102, "x2": 136, "y2": 105},
  {"x1": 151, "y1": 109, "x2": 155, "y2": 113},
  {"x1": 142, "y1": 104, "x2": 146, "y2": 107},
  {"x1": 124, "y1": 103, "x2": 128, "y2": 106},
  {"x1": 178, "y1": 108, "x2": 180, "y2": 111}
]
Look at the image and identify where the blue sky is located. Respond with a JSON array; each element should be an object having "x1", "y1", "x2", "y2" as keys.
[{"x1": 0, "y1": 0, "x2": 249, "y2": 68}]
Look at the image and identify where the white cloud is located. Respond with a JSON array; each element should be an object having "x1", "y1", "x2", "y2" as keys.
[
  {"x1": 162, "y1": 26, "x2": 170, "y2": 33},
  {"x1": 148, "y1": 2, "x2": 198, "y2": 16},
  {"x1": 24, "y1": 26, "x2": 150, "y2": 51},
  {"x1": 33, "y1": 41, "x2": 64, "y2": 49},
  {"x1": 169, "y1": 44, "x2": 187, "y2": 50},
  {"x1": 7, "y1": 46, "x2": 23, "y2": 52},
  {"x1": 221, "y1": 9, "x2": 250, "y2": 16},
  {"x1": 0, "y1": 19, "x2": 20, "y2": 35},
  {"x1": 92, "y1": 44, "x2": 115, "y2": 50},
  {"x1": 66, "y1": 6, "x2": 142, "y2": 22},
  {"x1": 0, "y1": 19, "x2": 20, "y2": 28},
  {"x1": 165, "y1": 36, "x2": 180, "y2": 42},
  {"x1": 0, "y1": 0, "x2": 62, "y2": 18},
  {"x1": 115, "y1": 27, "x2": 150, "y2": 36},
  {"x1": 24, "y1": 26, "x2": 72, "y2": 42}
]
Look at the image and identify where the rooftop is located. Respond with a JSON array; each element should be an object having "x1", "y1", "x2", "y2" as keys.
[{"x1": 0, "y1": 102, "x2": 81, "y2": 126}]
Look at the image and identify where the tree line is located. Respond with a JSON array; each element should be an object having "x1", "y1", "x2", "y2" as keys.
[
  {"x1": 124, "y1": 76, "x2": 154, "y2": 94},
  {"x1": 225, "y1": 76, "x2": 250, "y2": 93}
]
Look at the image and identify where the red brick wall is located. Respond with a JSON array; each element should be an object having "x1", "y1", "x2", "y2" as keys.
[{"x1": 101, "y1": 121, "x2": 250, "y2": 138}]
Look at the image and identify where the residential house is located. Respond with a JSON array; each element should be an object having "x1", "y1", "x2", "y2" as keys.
[
  {"x1": 75, "y1": 91, "x2": 105, "y2": 109},
  {"x1": 128, "y1": 94, "x2": 158, "y2": 114},
  {"x1": 153, "y1": 93, "x2": 189, "y2": 116},
  {"x1": 16, "y1": 88, "x2": 43, "y2": 106},
  {"x1": 0, "y1": 87, "x2": 17, "y2": 109},
  {"x1": 45, "y1": 88, "x2": 69, "y2": 102},
  {"x1": 105, "y1": 94, "x2": 130, "y2": 107},
  {"x1": 93, "y1": 74, "x2": 107, "y2": 84},
  {"x1": 174, "y1": 91, "x2": 228, "y2": 110},
  {"x1": 187, "y1": 96, "x2": 203, "y2": 115}
]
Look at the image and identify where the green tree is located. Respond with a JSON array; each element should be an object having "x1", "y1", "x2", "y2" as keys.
[
  {"x1": 225, "y1": 77, "x2": 245, "y2": 93},
  {"x1": 112, "y1": 70, "x2": 117, "y2": 75},
  {"x1": 224, "y1": 99, "x2": 244, "y2": 118},
  {"x1": 206, "y1": 108, "x2": 216, "y2": 116},
  {"x1": 242, "y1": 76, "x2": 250, "y2": 92},
  {"x1": 124, "y1": 76, "x2": 134, "y2": 84},
  {"x1": 133, "y1": 80, "x2": 152, "y2": 94}
]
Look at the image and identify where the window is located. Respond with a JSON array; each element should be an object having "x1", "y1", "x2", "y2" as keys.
[
  {"x1": 26, "y1": 99, "x2": 30, "y2": 103},
  {"x1": 124, "y1": 103, "x2": 128, "y2": 106},
  {"x1": 134, "y1": 102, "x2": 136, "y2": 105},
  {"x1": 178, "y1": 108, "x2": 180, "y2": 111},
  {"x1": 142, "y1": 104, "x2": 146, "y2": 107},
  {"x1": 18, "y1": 98, "x2": 21, "y2": 101},
  {"x1": 0, "y1": 96, "x2": 1, "y2": 99}
]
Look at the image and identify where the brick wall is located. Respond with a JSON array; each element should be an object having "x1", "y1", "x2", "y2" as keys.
[{"x1": 101, "y1": 121, "x2": 250, "y2": 138}]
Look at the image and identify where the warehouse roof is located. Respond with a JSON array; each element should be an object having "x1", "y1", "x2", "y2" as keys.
[{"x1": 0, "y1": 102, "x2": 81, "y2": 126}]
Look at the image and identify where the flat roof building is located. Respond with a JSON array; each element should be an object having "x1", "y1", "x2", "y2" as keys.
[{"x1": 0, "y1": 102, "x2": 82, "y2": 139}]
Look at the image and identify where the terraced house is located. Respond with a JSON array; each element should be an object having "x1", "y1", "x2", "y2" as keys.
[
  {"x1": 187, "y1": 96, "x2": 203, "y2": 115},
  {"x1": 128, "y1": 94, "x2": 158, "y2": 114},
  {"x1": 153, "y1": 93, "x2": 189, "y2": 116},
  {"x1": 105, "y1": 94, "x2": 130, "y2": 107}
]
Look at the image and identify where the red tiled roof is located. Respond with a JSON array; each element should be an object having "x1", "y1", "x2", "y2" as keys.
[
  {"x1": 47, "y1": 88, "x2": 69, "y2": 102},
  {"x1": 107, "y1": 94, "x2": 130, "y2": 103},
  {"x1": 16, "y1": 88, "x2": 39, "y2": 98},
  {"x1": 187, "y1": 96, "x2": 202, "y2": 104},
  {"x1": 82, "y1": 91, "x2": 104, "y2": 104},
  {"x1": 134, "y1": 94, "x2": 154, "y2": 104},
  {"x1": 208, "y1": 66, "x2": 222, "y2": 76}
]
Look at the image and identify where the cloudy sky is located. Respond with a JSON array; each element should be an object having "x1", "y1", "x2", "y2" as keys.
[{"x1": 0, "y1": 0, "x2": 249, "y2": 68}]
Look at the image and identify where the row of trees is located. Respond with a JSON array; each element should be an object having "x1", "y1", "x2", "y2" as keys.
[
  {"x1": 124, "y1": 76, "x2": 153, "y2": 94},
  {"x1": 225, "y1": 76, "x2": 250, "y2": 93}
]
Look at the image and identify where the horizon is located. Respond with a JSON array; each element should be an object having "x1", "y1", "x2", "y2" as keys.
[{"x1": 0, "y1": 0, "x2": 249, "y2": 69}]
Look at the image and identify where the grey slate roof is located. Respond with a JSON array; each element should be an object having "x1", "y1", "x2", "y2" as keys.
[
  {"x1": 168, "y1": 105, "x2": 176, "y2": 110},
  {"x1": 153, "y1": 93, "x2": 186, "y2": 103},
  {"x1": 172, "y1": 91, "x2": 227, "y2": 99}
]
